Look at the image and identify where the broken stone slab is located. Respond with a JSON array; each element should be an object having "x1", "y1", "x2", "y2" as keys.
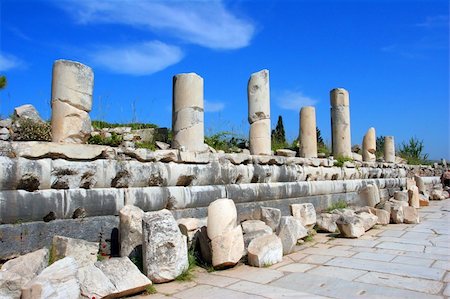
[
  {"x1": 419, "y1": 193, "x2": 430, "y2": 206},
  {"x1": 394, "y1": 190, "x2": 409, "y2": 202},
  {"x1": 361, "y1": 183, "x2": 381, "y2": 207},
  {"x1": 221, "y1": 153, "x2": 252, "y2": 165},
  {"x1": 372, "y1": 208, "x2": 390, "y2": 225},
  {"x1": 0, "y1": 248, "x2": 49, "y2": 299},
  {"x1": 247, "y1": 234, "x2": 283, "y2": 267},
  {"x1": 155, "y1": 141, "x2": 170, "y2": 150},
  {"x1": 211, "y1": 225, "x2": 245, "y2": 269},
  {"x1": 357, "y1": 212, "x2": 378, "y2": 231},
  {"x1": 408, "y1": 185, "x2": 420, "y2": 208},
  {"x1": 290, "y1": 203, "x2": 317, "y2": 228},
  {"x1": 21, "y1": 257, "x2": 81, "y2": 299},
  {"x1": 207, "y1": 198, "x2": 237, "y2": 240},
  {"x1": 243, "y1": 229, "x2": 273, "y2": 250},
  {"x1": 177, "y1": 217, "x2": 207, "y2": 233},
  {"x1": 95, "y1": 257, "x2": 152, "y2": 298},
  {"x1": 275, "y1": 149, "x2": 297, "y2": 157},
  {"x1": 51, "y1": 99, "x2": 92, "y2": 143},
  {"x1": 179, "y1": 151, "x2": 211, "y2": 164},
  {"x1": 51, "y1": 235, "x2": 99, "y2": 267},
  {"x1": 277, "y1": 216, "x2": 308, "y2": 255},
  {"x1": 316, "y1": 213, "x2": 340, "y2": 233},
  {"x1": 390, "y1": 204, "x2": 404, "y2": 224},
  {"x1": 14, "y1": 104, "x2": 44, "y2": 122},
  {"x1": 124, "y1": 148, "x2": 179, "y2": 162},
  {"x1": 260, "y1": 206, "x2": 281, "y2": 231},
  {"x1": 241, "y1": 220, "x2": 272, "y2": 235},
  {"x1": 430, "y1": 190, "x2": 445, "y2": 200},
  {"x1": 142, "y1": 209, "x2": 188, "y2": 283},
  {"x1": 336, "y1": 215, "x2": 365, "y2": 238},
  {"x1": 414, "y1": 175, "x2": 426, "y2": 194},
  {"x1": 77, "y1": 264, "x2": 117, "y2": 299},
  {"x1": 119, "y1": 205, "x2": 144, "y2": 258},
  {"x1": 403, "y1": 206, "x2": 420, "y2": 224},
  {"x1": 12, "y1": 141, "x2": 110, "y2": 160}
]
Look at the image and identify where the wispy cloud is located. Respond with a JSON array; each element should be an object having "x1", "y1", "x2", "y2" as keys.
[
  {"x1": 205, "y1": 100, "x2": 225, "y2": 112},
  {"x1": 0, "y1": 53, "x2": 25, "y2": 71},
  {"x1": 90, "y1": 41, "x2": 183, "y2": 75},
  {"x1": 8, "y1": 26, "x2": 32, "y2": 41},
  {"x1": 56, "y1": 0, "x2": 255, "y2": 50},
  {"x1": 416, "y1": 15, "x2": 449, "y2": 28},
  {"x1": 277, "y1": 90, "x2": 318, "y2": 111}
]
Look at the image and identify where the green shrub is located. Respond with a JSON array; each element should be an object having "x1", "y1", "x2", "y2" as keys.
[
  {"x1": 88, "y1": 132, "x2": 122, "y2": 147},
  {"x1": 398, "y1": 137, "x2": 429, "y2": 165},
  {"x1": 13, "y1": 118, "x2": 51, "y2": 141},
  {"x1": 136, "y1": 141, "x2": 156, "y2": 151},
  {"x1": 326, "y1": 200, "x2": 348, "y2": 212},
  {"x1": 145, "y1": 285, "x2": 157, "y2": 295},
  {"x1": 333, "y1": 155, "x2": 353, "y2": 167},
  {"x1": 91, "y1": 120, "x2": 158, "y2": 130},
  {"x1": 175, "y1": 250, "x2": 197, "y2": 281},
  {"x1": 205, "y1": 131, "x2": 247, "y2": 153}
]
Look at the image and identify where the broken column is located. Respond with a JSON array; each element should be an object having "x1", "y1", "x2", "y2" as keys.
[
  {"x1": 330, "y1": 88, "x2": 351, "y2": 158},
  {"x1": 51, "y1": 59, "x2": 93, "y2": 143},
  {"x1": 248, "y1": 69, "x2": 271, "y2": 155},
  {"x1": 384, "y1": 136, "x2": 395, "y2": 163},
  {"x1": 362, "y1": 127, "x2": 376, "y2": 162},
  {"x1": 172, "y1": 73, "x2": 205, "y2": 151},
  {"x1": 299, "y1": 106, "x2": 317, "y2": 158}
]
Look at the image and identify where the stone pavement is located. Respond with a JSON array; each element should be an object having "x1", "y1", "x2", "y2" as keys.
[{"x1": 135, "y1": 200, "x2": 450, "y2": 299}]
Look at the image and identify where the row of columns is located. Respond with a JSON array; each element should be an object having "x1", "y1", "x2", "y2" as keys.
[{"x1": 50, "y1": 60, "x2": 396, "y2": 162}]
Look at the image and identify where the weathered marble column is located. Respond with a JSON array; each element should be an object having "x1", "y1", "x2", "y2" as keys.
[
  {"x1": 248, "y1": 69, "x2": 271, "y2": 155},
  {"x1": 330, "y1": 88, "x2": 351, "y2": 158},
  {"x1": 384, "y1": 136, "x2": 395, "y2": 163},
  {"x1": 172, "y1": 73, "x2": 204, "y2": 151},
  {"x1": 299, "y1": 106, "x2": 317, "y2": 158},
  {"x1": 362, "y1": 127, "x2": 376, "y2": 162},
  {"x1": 51, "y1": 60, "x2": 93, "y2": 143}
]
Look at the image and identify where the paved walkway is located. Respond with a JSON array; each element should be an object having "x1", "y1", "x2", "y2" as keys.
[{"x1": 137, "y1": 200, "x2": 450, "y2": 298}]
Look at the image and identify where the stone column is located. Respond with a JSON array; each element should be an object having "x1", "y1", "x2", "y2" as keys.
[
  {"x1": 384, "y1": 136, "x2": 395, "y2": 163},
  {"x1": 51, "y1": 60, "x2": 93, "y2": 143},
  {"x1": 248, "y1": 69, "x2": 271, "y2": 155},
  {"x1": 362, "y1": 127, "x2": 376, "y2": 162},
  {"x1": 330, "y1": 88, "x2": 351, "y2": 158},
  {"x1": 171, "y1": 73, "x2": 204, "y2": 151},
  {"x1": 299, "y1": 106, "x2": 317, "y2": 158}
]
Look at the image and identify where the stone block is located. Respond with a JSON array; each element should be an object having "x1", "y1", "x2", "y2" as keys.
[
  {"x1": 316, "y1": 213, "x2": 339, "y2": 233},
  {"x1": 360, "y1": 183, "x2": 381, "y2": 207},
  {"x1": 51, "y1": 235, "x2": 99, "y2": 267},
  {"x1": 260, "y1": 206, "x2": 281, "y2": 231},
  {"x1": 290, "y1": 203, "x2": 317, "y2": 227},
  {"x1": 277, "y1": 216, "x2": 307, "y2": 255},
  {"x1": 241, "y1": 220, "x2": 272, "y2": 235},
  {"x1": 119, "y1": 205, "x2": 144, "y2": 258},
  {"x1": 142, "y1": 209, "x2": 188, "y2": 283},
  {"x1": 247, "y1": 234, "x2": 283, "y2": 267},
  {"x1": 207, "y1": 198, "x2": 237, "y2": 240},
  {"x1": 336, "y1": 215, "x2": 365, "y2": 238},
  {"x1": 211, "y1": 225, "x2": 245, "y2": 269},
  {"x1": 51, "y1": 99, "x2": 92, "y2": 143},
  {"x1": 403, "y1": 206, "x2": 420, "y2": 224},
  {"x1": 393, "y1": 190, "x2": 409, "y2": 202},
  {"x1": 408, "y1": 185, "x2": 420, "y2": 208}
]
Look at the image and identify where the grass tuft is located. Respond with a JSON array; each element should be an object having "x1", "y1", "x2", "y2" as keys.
[
  {"x1": 145, "y1": 284, "x2": 157, "y2": 295},
  {"x1": 326, "y1": 200, "x2": 348, "y2": 212},
  {"x1": 175, "y1": 250, "x2": 197, "y2": 281}
]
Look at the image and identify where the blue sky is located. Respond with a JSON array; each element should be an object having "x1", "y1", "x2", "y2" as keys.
[{"x1": 1, "y1": 0, "x2": 448, "y2": 159}]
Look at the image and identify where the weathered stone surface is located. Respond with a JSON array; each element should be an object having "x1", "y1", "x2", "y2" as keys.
[
  {"x1": 125, "y1": 148, "x2": 179, "y2": 162},
  {"x1": 362, "y1": 127, "x2": 376, "y2": 162},
  {"x1": 390, "y1": 204, "x2": 404, "y2": 224},
  {"x1": 95, "y1": 257, "x2": 152, "y2": 297},
  {"x1": 277, "y1": 216, "x2": 308, "y2": 255},
  {"x1": 12, "y1": 141, "x2": 109, "y2": 160},
  {"x1": 248, "y1": 69, "x2": 270, "y2": 124},
  {"x1": 51, "y1": 99, "x2": 92, "y2": 143},
  {"x1": 119, "y1": 205, "x2": 144, "y2": 258},
  {"x1": 316, "y1": 213, "x2": 339, "y2": 233},
  {"x1": 172, "y1": 73, "x2": 205, "y2": 152},
  {"x1": 77, "y1": 264, "x2": 117, "y2": 299},
  {"x1": 207, "y1": 198, "x2": 237, "y2": 240},
  {"x1": 142, "y1": 209, "x2": 188, "y2": 283},
  {"x1": 51, "y1": 235, "x2": 99, "y2": 267},
  {"x1": 211, "y1": 225, "x2": 245, "y2": 269},
  {"x1": 0, "y1": 118, "x2": 12, "y2": 128},
  {"x1": 430, "y1": 189, "x2": 445, "y2": 200},
  {"x1": 408, "y1": 185, "x2": 420, "y2": 208},
  {"x1": 260, "y1": 207, "x2": 281, "y2": 232},
  {"x1": 299, "y1": 106, "x2": 317, "y2": 158},
  {"x1": 330, "y1": 88, "x2": 351, "y2": 158},
  {"x1": 14, "y1": 104, "x2": 43, "y2": 122},
  {"x1": 419, "y1": 194, "x2": 430, "y2": 206},
  {"x1": 394, "y1": 190, "x2": 409, "y2": 202},
  {"x1": 275, "y1": 149, "x2": 296, "y2": 157},
  {"x1": 360, "y1": 183, "x2": 380, "y2": 207},
  {"x1": 0, "y1": 248, "x2": 49, "y2": 298},
  {"x1": 291, "y1": 203, "x2": 317, "y2": 227},
  {"x1": 384, "y1": 136, "x2": 395, "y2": 163},
  {"x1": 249, "y1": 119, "x2": 271, "y2": 155},
  {"x1": 373, "y1": 208, "x2": 390, "y2": 225},
  {"x1": 241, "y1": 220, "x2": 272, "y2": 235},
  {"x1": 21, "y1": 257, "x2": 81, "y2": 299},
  {"x1": 357, "y1": 212, "x2": 378, "y2": 231},
  {"x1": 247, "y1": 234, "x2": 283, "y2": 267},
  {"x1": 336, "y1": 215, "x2": 365, "y2": 238},
  {"x1": 414, "y1": 175, "x2": 426, "y2": 194},
  {"x1": 177, "y1": 217, "x2": 206, "y2": 232},
  {"x1": 243, "y1": 229, "x2": 273, "y2": 250},
  {"x1": 403, "y1": 206, "x2": 420, "y2": 224}
]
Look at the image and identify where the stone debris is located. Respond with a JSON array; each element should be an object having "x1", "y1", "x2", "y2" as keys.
[
  {"x1": 77, "y1": 264, "x2": 117, "y2": 299},
  {"x1": 119, "y1": 205, "x2": 144, "y2": 258},
  {"x1": 362, "y1": 127, "x2": 376, "y2": 162},
  {"x1": 394, "y1": 190, "x2": 409, "y2": 202},
  {"x1": 275, "y1": 149, "x2": 297, "y2": 157},
  {"x1": 336, "y1": 215, "x2": 365, "y2": 238},
  {"x1": 403, "y1": 206, "x2": 420, "y2": 224},
  {"x1": 430, "y1": 189, "x2": 445, "y2": 200},
  {"x1": 361, "y1": 184, "x2": 381, "y2": 207},
  {"x1": 211, "y1": 225, "x2": 245, "y2": 269},
  {"x1": 290, "y1": 203, "x2": 317, "y2": 228},
  {"x1": 260, "y1": 206, "x2": 282, "y2": 231},
  {"x1": 142, "y1": 209, "x2": 188, "y2": 283},
  {"x1": 51, "y1": 235, "x2": 99, "y2": 267},
  {"x1": 247, "y1": 234, "x2": 283, "y2": 267},
  {"x1": 408, "y1": 186, "x2": 420, "y2": 208},
  {"x1": 277, "y1": 216, "x2": 308, "y2": 255},
  {"x1": 243, "y1": 229, "x2": 273, "y2": 250},
  {"x1": 390, "y1": 204, "x2": 404, "y2": 224},
  {"x1": 207, "y1": 198, "x2": 238, "y2": 240},
  {"x1": 21, "y1": 257, "x2": 81, "y2": 299},
  {"x1": 14, "y1": 104, "x2": 44, "y2": 122},
  {"x1": 0, "y1": 248, "x2": 49, "y2": 298},
  {"x1": 241, "y1": 220, "x2": 272, "y2": 235},
  {"x1": 316, "y1": 213, "x2": 340, "y2": 233}
]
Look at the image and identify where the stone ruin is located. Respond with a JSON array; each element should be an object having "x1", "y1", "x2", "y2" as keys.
[{"x1": 0, "y1": 59, "x2": 448, "y2": 298}]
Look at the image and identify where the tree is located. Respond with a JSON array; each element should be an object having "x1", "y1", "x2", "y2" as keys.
[
  {"x1": 398, "y1": 137, "x2": 429, "y2": 165},
  {"x1": 375, "y1": 135, "x2": 385, "y2": 158},
  {"x1": 316, "y1": 126, "x2": 325, "y2": 147},
  {"x1": 271, "y1": 115, "x2": 287, "y2": 150},
  {"x1": 0, "y1": 76, "x2": 6, "y2": 90}
]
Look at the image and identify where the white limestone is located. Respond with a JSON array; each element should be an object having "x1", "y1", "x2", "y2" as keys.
[
  {"x1": 330, "y1": 88, "x2": 351, "y2": 158},
  {"x1": 299, "y1": 106, "x2": 317, "y2": 158},
  {"x1": 207, "y1": 198, "x2": 238, "y2": 240},
  {"x1": 247, "y1": 234, "x2": 283, "y2": 267},
  {"x1": 384, "y1": 136, "x2": 395, "y2": 163},
  {"x1": 362, "y1": 127, "x2": 376, "y2": 162}
]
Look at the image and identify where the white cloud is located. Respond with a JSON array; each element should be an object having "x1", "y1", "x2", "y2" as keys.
[
  {"x1": 277, "y1": 90, "x2": 318, "y2": 111},
  {"x1": 0, "y1": 53, "x2": 24, "y2": 71},
  {"x1": 205, "y1": 100, "x2": 225, "y2": 112},
  {"x1": 90, "y1": 41, "x2": 183, "y2": 75},
  {"x1": 57, "y1": 0, "x2": 255, "y2": 50},
  {"x1": 416, "y1": 15, "x2": 449, "y2": 28}
]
